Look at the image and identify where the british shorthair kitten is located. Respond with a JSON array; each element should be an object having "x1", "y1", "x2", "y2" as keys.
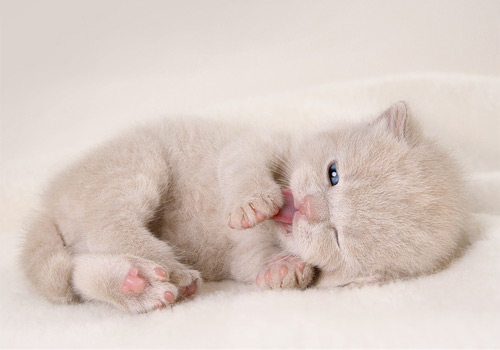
[{"x1": 20, "y1": 102, "x2": 469, "y2": 312}]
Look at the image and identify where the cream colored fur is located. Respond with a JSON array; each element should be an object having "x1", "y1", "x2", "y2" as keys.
[{"x1": 20, "y1": 102, "x2": 469, "y2": 312}]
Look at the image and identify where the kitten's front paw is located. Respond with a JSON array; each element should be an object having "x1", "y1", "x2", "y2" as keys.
[
  {"x1": 256, "y1": 255, "x2": 315, "y2": 290},
  {"x1": 226, "y1": 186, "x2": 283, "y2": 230}
]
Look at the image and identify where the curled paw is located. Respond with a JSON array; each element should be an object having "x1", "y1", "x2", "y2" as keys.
[
  {"x1": 256, "y1": 255, "x2": 315, "y2": 290},
  {"x1": 227, "y1": 190, "x2": 283, "y2": 230}
]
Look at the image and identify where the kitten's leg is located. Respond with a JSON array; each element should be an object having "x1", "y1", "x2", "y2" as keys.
[
  {"x1": 72, "y1": 254, "x2": 198, "y2": 313},
  {"x1": 21, "y1": 208, "x2": 200, "y2": 313},
  {"x1": 20, "y1": 211, "x2": 79, "y2": 304},
  {"x1": 82, "y1": 222, "x2": 201, "y2": 302},
  {"x1": 218, "y1": 133, "x2": 291, "y2": 230},
  {"x1": 63, "y1": 172, "x2": 201, "y2": 309},
  {"x1": 22, "y1": 132, "x2": 199, "y2": 311},
  {"x1": 229, "y1": 226, "x2": 316, "y2": 290}
]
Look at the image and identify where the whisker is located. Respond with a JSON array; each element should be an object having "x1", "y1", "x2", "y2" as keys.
[
  {"x1": 270, "y1": 153, "x2": 294, "y2": 188},
  {"x1": 265, "y1": 252, "x2": 299, "y2": 265}
]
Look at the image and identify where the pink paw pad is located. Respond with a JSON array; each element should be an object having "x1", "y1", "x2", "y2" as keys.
[
  {"x1": 279, "y1": 265, "x2": 288, "y2": 279},
  {"x1": 164, "y1": 291, "x2": 175, "y2": 303},
  {"x1": 264, "y1": 269, "x2": 272, "y2": 285},
  {"x1": 241, "y1": 217, "x2": 250, "y2": 229},
  {"x1": 121, "y1": 267, "x2": 146, "y2": 294},
  {"x1": 254, "y1": 209, "x2": 266, "y2": 222},
  {"x1": 185, "y1": 280, "x2": 198, "y2": 297},
  {"x1": 153, "y1": 267, "x2": 168, "y2": 280},
  {"x1": 179, "y1": 280, "x2": 198, "y2": 298}
]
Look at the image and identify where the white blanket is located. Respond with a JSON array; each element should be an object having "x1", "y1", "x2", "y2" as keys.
[{"x1": 1, "y1": 74, "x2": 499, "y2": 348}]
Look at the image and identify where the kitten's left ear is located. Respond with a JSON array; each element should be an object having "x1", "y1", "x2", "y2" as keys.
[{"x1": 372, "y1": 101, "x2": 409, "y2": 141}]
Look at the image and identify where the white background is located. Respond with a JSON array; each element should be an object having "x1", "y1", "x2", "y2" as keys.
[{"x1": 1, "y1": 0, "x2": 499, "y2": 164}]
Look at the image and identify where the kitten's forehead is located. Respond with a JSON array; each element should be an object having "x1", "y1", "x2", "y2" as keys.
[
  {"x1": 336, "y1": 125, "x2": 408, "y2": 167},
  {"x1": 298, "y1": 131, "x2": 338, "y2": 162}
]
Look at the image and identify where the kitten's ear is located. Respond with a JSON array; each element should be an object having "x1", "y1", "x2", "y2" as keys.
[{"x1": 372, "y1": 101, "x2": 409, "y2": 141}]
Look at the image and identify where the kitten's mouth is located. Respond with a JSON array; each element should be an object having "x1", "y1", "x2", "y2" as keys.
[{"x1": 271, "y1": 189, "x2": 296, "y2": 236}]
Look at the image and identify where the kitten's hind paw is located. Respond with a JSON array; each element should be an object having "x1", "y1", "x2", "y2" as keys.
[
  {"x1": 169, "y1": 265, "x2": 201, "y2": 300},
  {"x1": 73, "y1": 254, "x2": 202, "y2": 313},
  {"x1": 117, "y1": 261, "x2": 180, "y2": 313}
]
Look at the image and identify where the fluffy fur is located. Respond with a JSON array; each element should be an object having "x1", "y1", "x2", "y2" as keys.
[{"x1": 20, "y1": 102, "x2": 470, "y2": 313}]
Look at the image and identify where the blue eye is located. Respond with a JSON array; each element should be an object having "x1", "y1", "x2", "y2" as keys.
[{"x1": 328, "y1": 163, "x2": 339, "y2": 186}]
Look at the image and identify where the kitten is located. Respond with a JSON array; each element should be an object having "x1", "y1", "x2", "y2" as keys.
[{"x1": 20, "y1": 102, "x2": 470, "y2": 312}]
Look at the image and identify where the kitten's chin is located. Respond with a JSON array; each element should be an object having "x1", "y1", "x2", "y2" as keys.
[{"x1": 277, "y1": 222, "x2": 293, "y2": 236}]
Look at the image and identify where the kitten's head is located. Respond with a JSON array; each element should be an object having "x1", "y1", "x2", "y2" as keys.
[{"x1": 278, "y1": 102, "x2": 469, "y2": 286}]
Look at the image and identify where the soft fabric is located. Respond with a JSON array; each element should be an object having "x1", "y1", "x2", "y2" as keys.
[{"x1": 1, "y1": 74, "x2": 499, "y2": 348}]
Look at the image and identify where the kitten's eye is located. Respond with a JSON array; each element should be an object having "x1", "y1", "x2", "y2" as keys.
[{"x1": 328, "y1": 163, "x2": 339, "y2": 186}]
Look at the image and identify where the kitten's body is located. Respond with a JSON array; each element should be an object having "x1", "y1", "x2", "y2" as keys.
[
  {"x1": 21, "y1": 102, "x2": 469, "y2": 312},
  {"x1": 45, "y1": 120, "x2": 241, "y2": 281}
]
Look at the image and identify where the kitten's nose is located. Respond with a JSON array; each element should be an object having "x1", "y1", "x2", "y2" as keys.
[{"x1": 298, "y1": 195, "x2": 317, "y2": 222}]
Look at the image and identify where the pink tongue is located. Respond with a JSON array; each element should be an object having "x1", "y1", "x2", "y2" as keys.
[{"x1": 271, "y1": 189, "x2": 296, "y2": 224}]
